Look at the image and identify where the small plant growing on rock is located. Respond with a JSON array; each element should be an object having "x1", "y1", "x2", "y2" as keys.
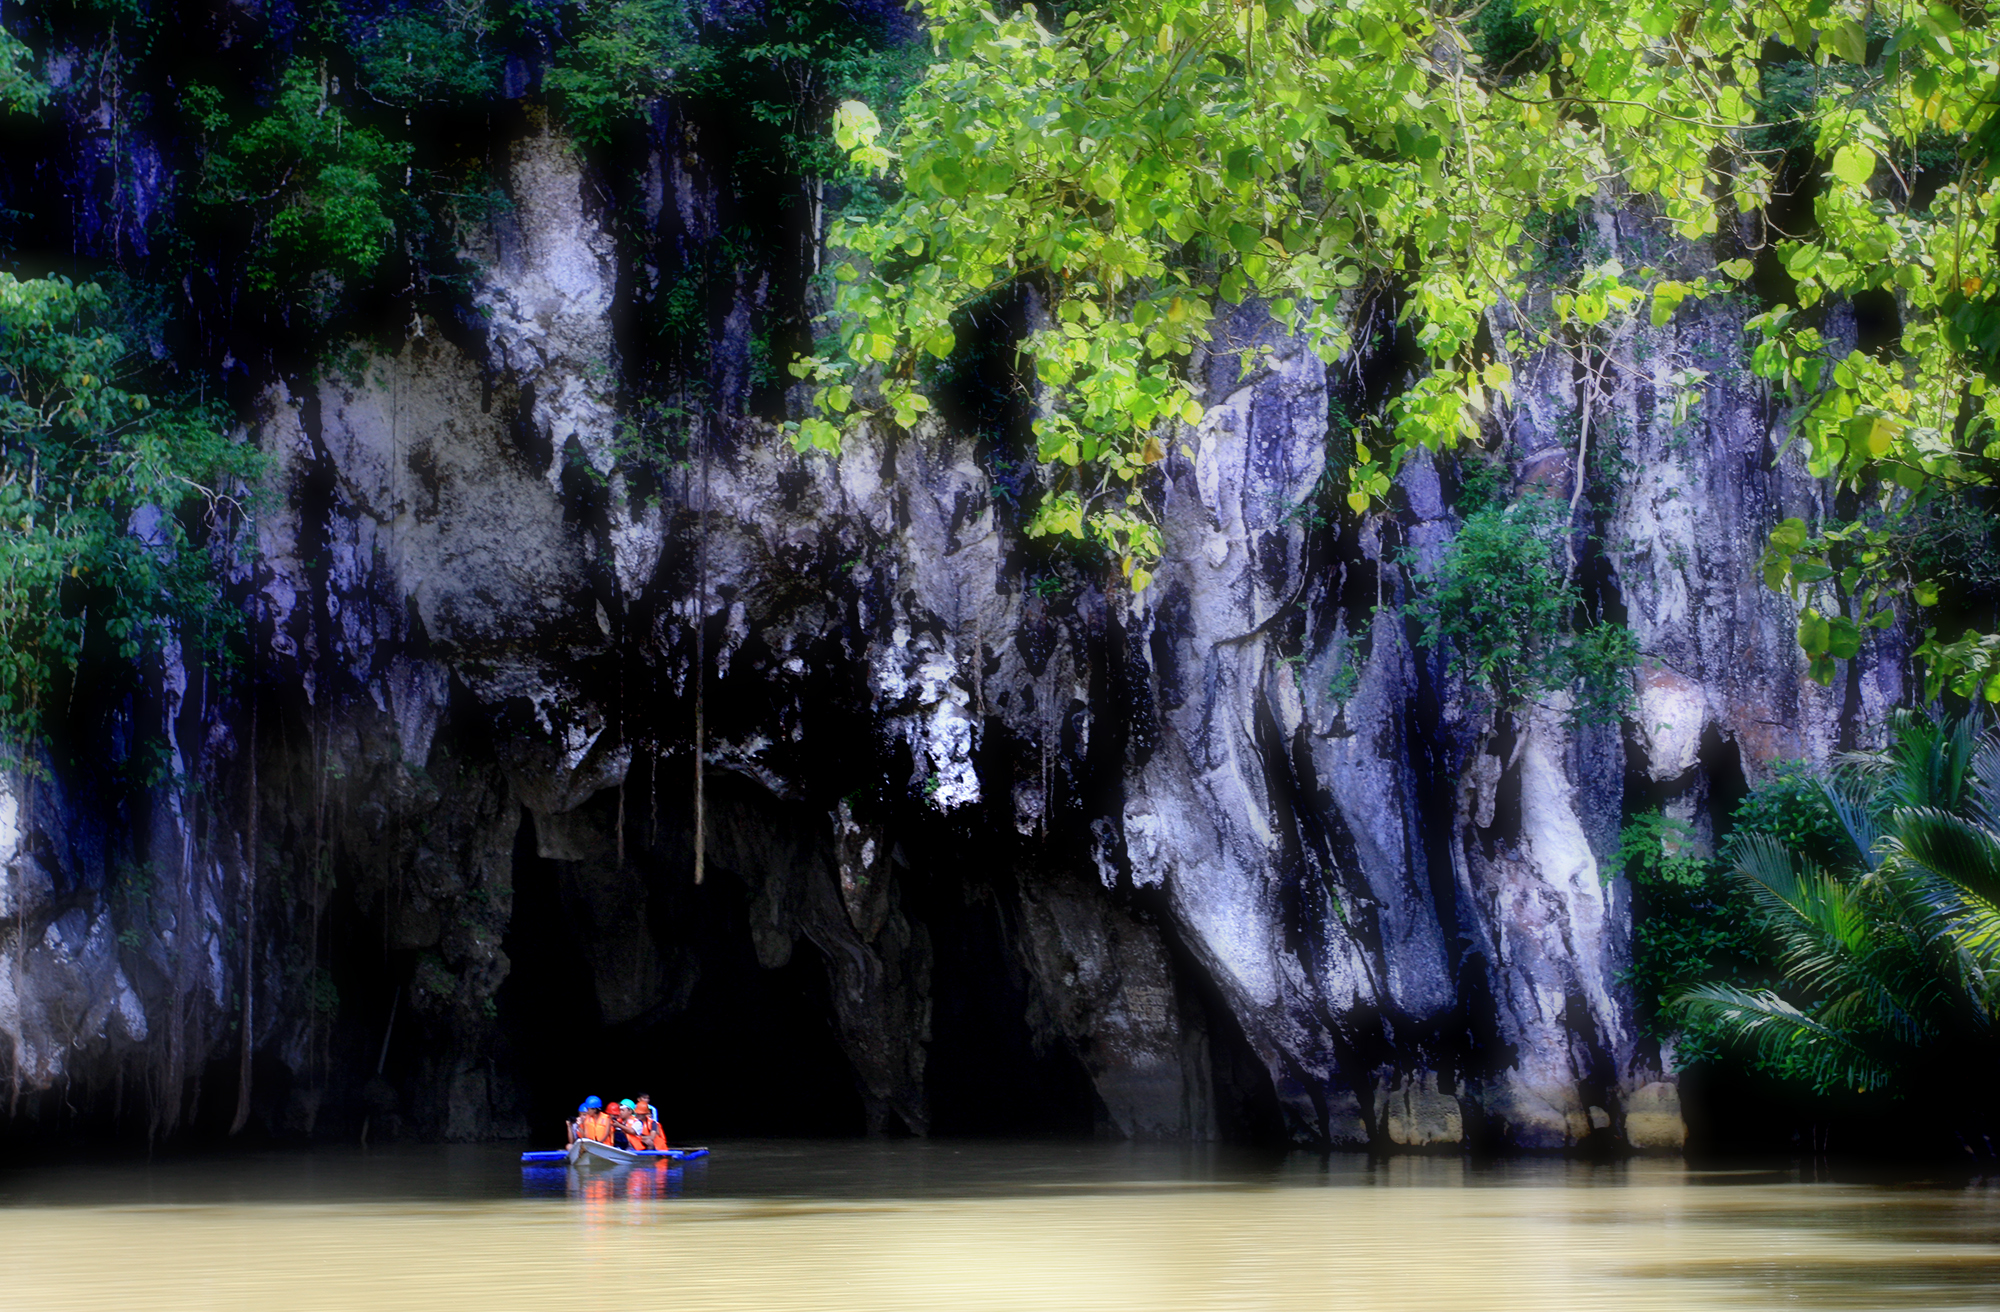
[
  {"x1": 1327, "y1": 656, "x2": 1361, "y2": 706},
  {"x1": 1401, "y1": 493, "x2": 1636, "y2": 725}
]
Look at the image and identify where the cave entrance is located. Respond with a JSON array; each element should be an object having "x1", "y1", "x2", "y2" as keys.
[{"x1": 497, "y1": 806, "x2": 866, "y2": 1144}]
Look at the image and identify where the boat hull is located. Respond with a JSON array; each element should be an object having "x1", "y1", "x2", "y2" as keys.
[{"x1": 520, "y1": 1144, "x2": 708, "y2": 1166}]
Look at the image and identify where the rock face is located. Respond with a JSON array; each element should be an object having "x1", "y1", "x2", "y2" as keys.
[{"x1": 0, "y1": 105, "x2": 1903, "y2": 1150}]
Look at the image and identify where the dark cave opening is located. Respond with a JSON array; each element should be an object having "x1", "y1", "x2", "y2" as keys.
[
  {"x1": 907, "y1": 868, "x2": 1101, "y2": 1139},
  {"x1": 496, "y1": 805, "x2": 868, "y2": 1145},
  {"x1": 493, "y1": 769, "x2": 1146, "y2": 1144}
]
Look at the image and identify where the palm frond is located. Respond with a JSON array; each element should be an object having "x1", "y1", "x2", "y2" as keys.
[
  {"x1": 1731, "y1": 835, "x2": 1937, "y2": 1048},
  {"x1": 1951, "y1": 897, "x2": 2000, "y2": 986},
  {"x1": 1888, "y1": 806, "x2": 2000, "y2": 906},
  {"x1": 1969, "y1": 736, "x2": 2000, "y2": 834},
  {"x1": 1678, "y1": 982, "x2": 1897, "y2": 1093},
  {"x1": 1734, "y1": 833, "x2": 1867, "y2": 955},
  {"x1": 1864, "y1": 860, "x2": 1964, "y2": 959},
  {"x1": 1819, "y1": 776, "x2": 1882, "y2": 871},
  {"x1": 1680, "y1": 711, "x2": 2000, "y2": 1111}
]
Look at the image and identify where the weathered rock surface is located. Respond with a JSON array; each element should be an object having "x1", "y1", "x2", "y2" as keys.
[{"x1": 0, "y1": 108, "x2": 1904, "y2": 1150}]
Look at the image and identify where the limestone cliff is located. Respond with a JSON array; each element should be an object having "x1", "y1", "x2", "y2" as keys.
[{"x1": 0, "y1": 104, "x2": 1901, "y2": 1150}]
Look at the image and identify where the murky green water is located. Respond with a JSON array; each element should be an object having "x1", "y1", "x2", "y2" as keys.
[{"x1": 1, "y1": 1142, "x2": 1996, "y2": 1310}]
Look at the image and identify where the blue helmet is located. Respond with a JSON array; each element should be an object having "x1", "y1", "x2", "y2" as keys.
[
  {"x1": 583, "y1": 1095, "x2": 604, "y2": 1110},
  {"x1": 577, "y1": 1102, "x2": 590, "y2": 1115}
]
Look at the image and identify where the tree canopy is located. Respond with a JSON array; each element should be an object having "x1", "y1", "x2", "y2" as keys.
[
  {"x1": 808, "y1": 0, "x2": 2000, "y2": 698},
  {"x1": 0, "y1": 276, "x2": 257, "y2": 769}
]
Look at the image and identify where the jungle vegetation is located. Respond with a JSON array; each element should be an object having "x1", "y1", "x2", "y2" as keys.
[
  {"x1": 2, "y1": 0, "x2": 2000, "y2": 1125},
  {"x1": 0, "y1": 0, "x2": 922, "y2": 766},
  {"x1": 812, "y1": 0, "x2": 2000, "y2": 717},
  {"x1": 1664, "y1": 712, "x2": 2000, "y2": 1143}
]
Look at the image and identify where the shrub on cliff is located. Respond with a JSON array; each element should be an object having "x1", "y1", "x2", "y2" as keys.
[
  {"x1": 0, "y1": 275, "x2": 259, "y2": 771},
  {"x1": 1617, "y1": 768, "x2": 1841, "y2": 1070},
  {"x1": 1400, "y1": 492, "x2": 1636, "y2": 724},
  {"x1": 185, "y1": 60, "x2": 410, "y2": 323}
]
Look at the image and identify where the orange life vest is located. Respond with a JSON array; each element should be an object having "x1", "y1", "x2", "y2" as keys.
[
  {"x1": 581, "y1": 1111, "x2": 613, "y2": 1143},
  {"x1": 634, "y1": 1102, "x2": 667, "y2": 1151}
]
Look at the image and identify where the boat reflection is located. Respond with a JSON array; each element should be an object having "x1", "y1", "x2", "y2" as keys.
[{"x1": 522, "y1": 1159, "x2": 692, "y2": 1214}]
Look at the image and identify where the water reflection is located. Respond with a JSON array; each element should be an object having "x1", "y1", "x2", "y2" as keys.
[
  {"x1": 519, "y1": 1159, "x2": 692, "y2": 1208},
  {"x1": 0, "y1": 1144, "x2": 1996, "y2": 1310}
]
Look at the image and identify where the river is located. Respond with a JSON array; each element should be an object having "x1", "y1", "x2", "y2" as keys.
[{"x1": 1, "y1": 1141, "x2": 1996, "y2": 1310}]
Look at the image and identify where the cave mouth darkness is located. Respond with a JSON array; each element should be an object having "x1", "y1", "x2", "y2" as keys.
[
  {"x1": 491, "y1": 780, "x2": 1128, "y2": 1146},
  {"x1": 498, "y1": 805, "x2": 874, "y2": 1141}
]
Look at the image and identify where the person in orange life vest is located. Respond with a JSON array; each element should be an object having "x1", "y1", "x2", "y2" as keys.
[
  {"x1": 612, "y1": 1099, "x2": 645, "y2": 1149},
  {"x1": 578, "y1": 1095, "x2": 614, "y2": 1143},
  {"x1": 566, "y1": 1100, "x2": 590, "y2": 1145},
  {"x1": 632, "y1": 1093, "x2": 668, "y2": 1151}
]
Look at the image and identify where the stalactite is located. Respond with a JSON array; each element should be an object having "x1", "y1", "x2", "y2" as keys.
[
  {"x1": 693, "y1": 420, "x2": 709, "y2": 887},
  {"x1": 229, "y1": 668, "x2": 257, "y2": 1137},
  {"x1": 617, "y1": 606, "x2": 627, "y2": 868},
  {"x1": 310, "y1": 704, "x2": 329, "y2": 1087},
  {"x1": 10, "y1": 772, "x2": 28, "y2": 1118},
  {"x1": 358, "y1": 987, "x2": 399, "y2": 1148}
]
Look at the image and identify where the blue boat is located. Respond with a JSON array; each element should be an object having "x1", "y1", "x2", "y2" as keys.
[{"x1": 520, "y1": 1142, "x2": 709, "y2": 1166}]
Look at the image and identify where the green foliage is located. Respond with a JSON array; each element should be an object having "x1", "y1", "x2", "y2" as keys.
[
  {"x1": 802, "y1": 0, "x2": 2000, "y2": 635},
  {"x1": 1616, "y1": 812, "x2": 1756, "y2": 1055},
  {"x1": 1453, "y1": 453, "x2": 1507, "y2": 519},
  {"x1": 1738, "y1": 8, "x2": 2000, "y2": 701},
  {"x1": 410, "y1": 951, "x2": 456, "y2": 1010},
  {"x1": 357, "y1": 6, "x2": 503, "y2": 106},
  {"x1": 305, "y1": 966, "x2": 341, "y2": 1019},
  {"x1": 1728, "y1": 759, "x2": 1846, "y2": 869},
  {"x1": 803, "y1": 0, "x2": 1822, "y2": 584},
  {"x1": 1680, "y1": 712, "x2": 2000, "y2": 1104},
  {"x1": 706, "y1": 0, "x2": 932, "y2": 187},
  {"x1": 0, "y1": 28, "x2": 48, "y2": 114},
  {"x1": 0, "y1": 275, "x2": 260, "y2": 768},
  {"x1": 187, "y1": 60, "x2": 409, "y2": 307},
  {"x1": 1896, "y1": 491, "x2": 2000, "y2": 613},
  {"x1": 1618, "y1": 770, "x2": 1837, "y2": 1061},
  {"x1": 545, "y1": 0, "x2": 708, "y2": 150},
  {"x1": 1468, "y1": 0, "x2": 1542, "y2": 77},
  {"x1": 1326, "y1": 651, "x2": 1361, "y2": 705},
  {"x1": 1401, "y1": 493, "x2": 1635, "y2": 722}
]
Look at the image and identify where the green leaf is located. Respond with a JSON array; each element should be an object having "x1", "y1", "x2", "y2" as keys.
[
  {"x1": 930, "y1": 156, "x2": 969, "y2": 197},
  {"x1": 1831, "y1": 145, "x2": 1876, "y2": 189},
  {"x1": 1799, "y1": 610, "x2": 1831, "y2": 655},
  {"x1": 1849, "y1": 413, "x2": 1899, "y2": 458},
  {"x1": 1824, "y1": 19, "x2": 1867, "y2": 65},
  {"x1": 832, "y1": 99, "x2": 882, "y2": 152}
]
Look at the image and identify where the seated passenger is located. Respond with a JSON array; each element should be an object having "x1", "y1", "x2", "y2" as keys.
[
  {"x1": 578, "y1": 1095, "x2": 613, "y2": 1143},
  {"x1": 614, "y1": 1099, "x2": 644, "y2": 1150},
  {"x1": 632, "y1": 1094, "x2": 669, "y2": 1151}
]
